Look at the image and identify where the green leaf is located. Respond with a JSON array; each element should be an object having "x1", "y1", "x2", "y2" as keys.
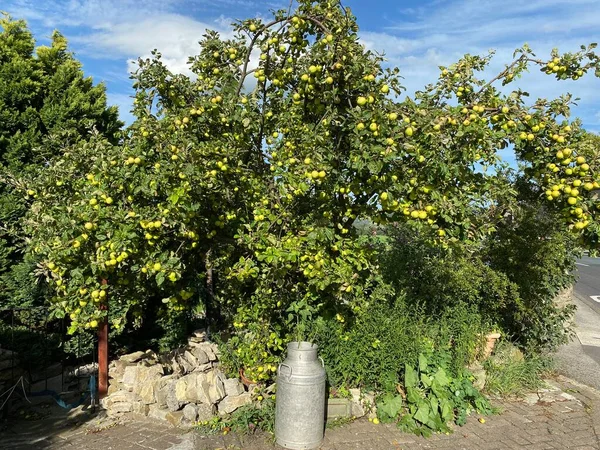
[
  {"x1": 397, "y1": 414, "x2": 417, "y2": 433},
  {"x1": 418, "y1": 354, "x2": 428, "y2": 372},
  {"x1": 420, "y1": 373, "x2": 432, "y2": 387},
  {"x1": 440, "y1": 398, "x2": 453, "y2": 421},
  {"x1": 433, "y1": 368, "x2": 450, "y2": 387},
  {"x1": 414, "y1": 402, "x2": 430, "y2": 424},
  {"x1": 405, "y1": 364, "x2": 418, "y2": 388},
  {"x1": 429, "y1": 396, "x2": 439, "y2": 415},
  {"x1": 455, "y1": 407, "x2": 468, "y2": 426},
  {"x1": 406, "y1": 386, "x2": 421, "y2": 404},
  {"x1": 420, "y1": 425, "x2": 433, "y2": 438},
  {"x1": 378, "y1": 393, "x2": 403, "y2": 420},
  {"x1": 475, "y1": 395, "x2": 492, "y2": 414}
]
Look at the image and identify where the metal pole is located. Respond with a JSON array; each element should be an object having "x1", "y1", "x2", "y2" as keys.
[{"x1": 98, "y1": 279, "x2": 109, "y2": 399}]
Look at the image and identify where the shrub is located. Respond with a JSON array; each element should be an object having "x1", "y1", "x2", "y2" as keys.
[
  {"x1": 485, "y1": 185, "x2": 578, "y2": 352},
  {"x1": 381, "y1": 223, "x2": 518, "y2": 329},
  {"x1": 312, "y1": 290, "x2": 429, "y2": 391},
  {"x1": 312, "y1": 286, "x2": 486, "y2": 391},
  {"x1": 383, "y1": 205, "x2": 578, "y2": 355},
  {"x1": 432, "y1": 303, "x2": 488, "y2": 374}
]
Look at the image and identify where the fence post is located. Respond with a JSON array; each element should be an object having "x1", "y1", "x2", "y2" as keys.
[{"x1": 98, "y1": 279, "x2": 109, "y2": 399}]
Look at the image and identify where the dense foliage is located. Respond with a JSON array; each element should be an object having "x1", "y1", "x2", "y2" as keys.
[
  {"x1": 383, "y1": 193, "x2": 579, "y2": 354},
  {"x1": 311, "y1": 291, "x2": 486, "y2": 389},
  {"x1": 483, "y1": 341, "x2": 553, "y2": 397},
  {"x1": 0, "y1": 15, "x2": 121, "y2": 311},
  {"x1": 484, "y1": 183, "x2": 579, "y2": 351},
  {"x1": 18, "y1": 1, "x2": 600, "y2": 382}
]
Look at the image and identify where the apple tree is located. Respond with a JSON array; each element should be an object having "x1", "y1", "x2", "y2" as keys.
[{"x1": 24, "y1": 0, "x2": 600, "y2": 380}]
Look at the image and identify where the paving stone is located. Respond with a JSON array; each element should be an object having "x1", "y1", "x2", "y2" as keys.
[
  {"x1": 2, "y1": 377, "x2": 600, "y2": 450},
  {"x1": 146, "y1": 435, "x2": 188, "y2": 449},
  {"x1": 121, "y1": 429, "x2": 163, "y2": 445}
]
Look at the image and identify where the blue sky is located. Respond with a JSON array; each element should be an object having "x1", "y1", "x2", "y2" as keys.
[{"x1": 3, "y1": 0, "x2": 600, "y2": 149}]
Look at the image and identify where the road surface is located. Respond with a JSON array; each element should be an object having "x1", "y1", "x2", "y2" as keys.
[
  {"x1": 573, "y1": 256, "x2": 600, "y2": 360},
  {"x1": 555, "y1": 256, "x2": 600, "y2": 390},
  {"x1": 575, "y1": 256, "x2": 600, "y2": 313}
]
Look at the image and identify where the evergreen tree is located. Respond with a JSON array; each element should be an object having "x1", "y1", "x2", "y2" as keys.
[{"x1": 0, "y1": 15, "x2": 122, "y2": 308}]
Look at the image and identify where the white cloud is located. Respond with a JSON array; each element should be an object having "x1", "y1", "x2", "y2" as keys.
[
  {"x1": 4, "y1": 0, "x2": 245, "y2": 75},
  {"x1": 77, "y1": 14, "x2": 231, "y2": 75},
  {"x1": 6, "y1": 0, "x2": 180, "y2": 29},
  {"x1": 389, "y1": 0, "x2": 600, "y2": 38},
  {"x1": 4, "y1": 0, "x2": 255, "y2": 122}
]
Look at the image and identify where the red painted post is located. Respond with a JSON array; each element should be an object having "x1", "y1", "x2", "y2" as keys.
[{"x1": 98, "y1": 279, "x2": 109, "y2": 399}]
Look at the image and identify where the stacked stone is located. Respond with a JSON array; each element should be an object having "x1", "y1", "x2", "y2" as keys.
[{"x1": 101, "y1": 329, "x2": 251, "y2": 426}]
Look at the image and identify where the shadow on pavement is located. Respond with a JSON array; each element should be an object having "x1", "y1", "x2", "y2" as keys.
[{"x1": 0, "y1": 399, "x2": 100, "y2": 449}]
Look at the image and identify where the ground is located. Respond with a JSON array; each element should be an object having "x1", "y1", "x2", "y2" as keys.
[{"x1": 1, "y1": 375, "x2": 599, "y2": 450}]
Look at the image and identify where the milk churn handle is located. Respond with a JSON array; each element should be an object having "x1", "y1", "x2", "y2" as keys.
[
  {"x1": 278, "y1": 363, "x2": 293, "y2": 380},
  {"x1": 319, "y1": 357, "x2": 325, "y2": 368}
]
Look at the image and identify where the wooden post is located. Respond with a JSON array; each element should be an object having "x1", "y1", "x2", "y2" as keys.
[
  {"x1": 98, "y1": 279, "x2": 109, "y2": 399},
  {"x1": 97, "y1": 318, "x2": 108, "y2": 398}
]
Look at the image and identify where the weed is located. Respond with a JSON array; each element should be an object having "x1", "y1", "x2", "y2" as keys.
[
  {"x1": 195, "y1": 398, "x2": 276, "y2": 435},
  {"x1": 483, "y1": 341, "x2": 553, "y2": 397},
  {"x1": 326, "y1": 416, "x2": 356, "y2": 429}
]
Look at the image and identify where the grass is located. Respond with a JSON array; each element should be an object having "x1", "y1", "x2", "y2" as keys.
[{"x1": 483, "y1": 341, "x2": 554, "y2": 397}]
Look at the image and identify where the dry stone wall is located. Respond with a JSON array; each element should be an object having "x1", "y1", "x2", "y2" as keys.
[{"x1": 101, "y1": 329, "x2": 251, "y2": 426}]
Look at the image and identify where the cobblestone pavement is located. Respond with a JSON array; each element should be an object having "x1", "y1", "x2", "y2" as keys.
[{"x1": 2, "y1": 376, "x2": 599, "y2": 450}]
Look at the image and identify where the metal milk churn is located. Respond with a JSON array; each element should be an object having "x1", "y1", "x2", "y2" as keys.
[{"x1": 275, "y1": 341, "x2": 326, "y2": 449}]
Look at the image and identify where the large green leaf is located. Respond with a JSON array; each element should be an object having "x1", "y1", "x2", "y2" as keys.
[
  {"x1": 440, "y1": 398, "x2": 453, "y2": 422},
  {"x1": 420, "y1": 373, "x2": 432, "y2": 387},
  {"x1": 434, "y1": 368, "x2": 450, "y2": 387},
  {"x1": 429, "y1": 396, "x2": 439, "y2": 415},
  {"x1": 378, "y1": 393, "x2": 403, "y2": 420},
  {"x1": 406, "y1": 386, "x2": 421, "y2": 404},
  {"x1": 413, "y1": 402, "x2": 431, "y2": 424},
  {"x1": 405, "y1": 363, "x2": 418, "y2": 388}
]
